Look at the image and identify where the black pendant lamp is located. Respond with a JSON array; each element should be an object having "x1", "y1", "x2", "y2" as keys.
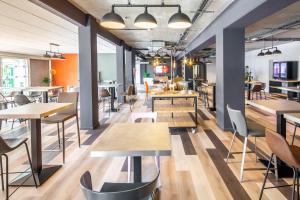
[
  {"x1": 168, "y1": 7, "x2": 192, "y2": 29},
  {"x1": 134, "y1": 6, "x2": 157, "y2": 29},
  {"x1": 257, "y1": 50, "x2": 265, "y2": 56},
  {"x1": 272, "y1": 47, "x2": 282, "y2": 54},
  {"x1": 100, "y1": 7, "x2": 125, "y2": 29}
]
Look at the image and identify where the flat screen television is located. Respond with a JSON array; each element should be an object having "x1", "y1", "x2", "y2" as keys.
[
  {"x1": 273, "y1": 61, "x2": 298, "y2": 80},
  {"x1": 273, "y1": 62, "x2": 280, "y2": 78}
]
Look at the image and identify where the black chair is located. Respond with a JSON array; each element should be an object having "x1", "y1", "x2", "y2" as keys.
[
  {"x1": 80, "y1": 171, "x2": 159, "y2": 200},
  {"x1": 0, "y1": 136, "x2": 37, "y2": 199}
]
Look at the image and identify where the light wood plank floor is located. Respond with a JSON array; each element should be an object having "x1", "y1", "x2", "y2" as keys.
[{"x1": 0, "y1": 92, "x2": 298, "y2": 200}]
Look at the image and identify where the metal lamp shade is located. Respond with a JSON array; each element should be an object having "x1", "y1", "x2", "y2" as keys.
[
  {"x1": 257, "y1": 51, "x2": 265, "y2": 56},
  {"x1": 100, "y1": 11, "x2": 125, "y2": 29},
  {"x1": 168, "y1": 10, "x2": 191, "y2": 29},
  {"x1": 273, "y1": 48, "x2": 282, "y2": 54},
  {"x1": 265, "y1": 50, "x2": 272, "y2": 56},
  {"x1": 134, "y1": 9, "x2": 157, "y2": 29}
]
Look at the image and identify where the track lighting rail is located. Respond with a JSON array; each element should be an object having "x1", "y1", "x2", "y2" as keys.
[{"x1": 112, "y1": 4, "x2": 181, "y2": 9}]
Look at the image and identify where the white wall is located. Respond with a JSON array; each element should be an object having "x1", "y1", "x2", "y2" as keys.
[
  {"x1": 245, "y1": 41, "x2": 300, "y2": 92},
  {"x1": 207, "y1": 58, "x2": 216, "y2": 83}
]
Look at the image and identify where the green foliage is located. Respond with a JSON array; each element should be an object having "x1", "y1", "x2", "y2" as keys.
[
  {"x1": 42, "y1": 77, "x2": 50, "y2": 85},
  {"x1": 143, "y1": 72, "x2": 151, "y2": 78}
]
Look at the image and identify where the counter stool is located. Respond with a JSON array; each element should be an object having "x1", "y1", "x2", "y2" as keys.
[
  {"x1": 226, "y1": 105, "x2": 267, "y2": 182},
  {"x1": 260, "y1": 129, "x2": 300, "y2": 200},
  {"x1": 99, "y1": 89, "x2": 111, "y2": 117},
  {"x1": 0, "y1": 136, "x2": 37, "y2": 199}
]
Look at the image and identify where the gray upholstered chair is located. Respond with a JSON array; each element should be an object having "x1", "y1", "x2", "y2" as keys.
[
  {"x1": 12, "y1": 94, "x2": 32, "y2": 129},
  {"x1": 0, "y1": 136, "x2": 37, "y2": 199},
  {"x1": 99, "y1": 89, "x2": 111, "y2": 117},
  {"x1": 42, "y1": 92, "x2": 80, "y2": 164},
  {"x1": 226, "y1": 104, "x2": 266, "y2": 182},
  {"x1": 28, "y1": 91, "x2": 42, "y2": 102},
  {"x1": 80, "y1": 170, "x2": 159, "y2": 200}
]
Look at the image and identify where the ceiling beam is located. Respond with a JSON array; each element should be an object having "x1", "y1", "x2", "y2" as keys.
[
  {"x1": 177, "y1": 0, "x2": 298, "y2": 59},
  {"x1": 28, "y1": 0, "x2": 87, "y2": 26},
  {"x1": 29, "y1": 0, "x2": 131, "y2": 49}
]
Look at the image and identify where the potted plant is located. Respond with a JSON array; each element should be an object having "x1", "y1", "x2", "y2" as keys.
[{"x1": 42, "y1": 77, "x2": 50, "y2": 86}]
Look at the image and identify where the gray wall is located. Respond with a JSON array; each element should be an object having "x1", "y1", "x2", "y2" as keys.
[{"x1": 97, "y1": 53, "x2": 117, "y2": 82}]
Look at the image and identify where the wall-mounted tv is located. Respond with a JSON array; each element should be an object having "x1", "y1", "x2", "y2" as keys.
[{"x1": 273, "y1": 61, "x2": 298, "y2": 80}]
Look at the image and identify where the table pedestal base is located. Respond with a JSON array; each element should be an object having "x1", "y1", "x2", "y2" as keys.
[{"x1": 10, "y1": 165, "x2": 61, "y2": 186}]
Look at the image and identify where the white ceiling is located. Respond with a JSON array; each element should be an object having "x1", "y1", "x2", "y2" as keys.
[
  {"x1": 0, "y1": 0, "x2": 116, "y2": 57},
  {"x1": 69, "y1": 0, "x2": 233, "y2": 50}
]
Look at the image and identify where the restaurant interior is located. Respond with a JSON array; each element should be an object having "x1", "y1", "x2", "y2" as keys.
[{"x1": 1, "y1": 0, "x2": 300, "y2": 199}]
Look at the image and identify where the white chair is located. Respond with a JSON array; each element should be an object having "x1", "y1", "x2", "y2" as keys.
[{"x1": 127, "y1": 112, "x2": 158, "y2": 183}]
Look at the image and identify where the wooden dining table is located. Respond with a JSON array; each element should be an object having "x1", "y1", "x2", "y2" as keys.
[
  {"x1": 247, "y1": 99, "x2": 300, "y2": 177},
  {"x1": 0, "y1": 103, "x2": 72, "y2": 186},
  {"x1": 91, "y1": 122, "x2": 172, "y2": 182}
]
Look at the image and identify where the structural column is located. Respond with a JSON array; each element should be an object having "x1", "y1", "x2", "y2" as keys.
[
  {"x1": 78, "y1": 15, "x2": 99, "y2": 129},
  {"x1": 116, "y1": 42, "x2": 125, "y2": 103},
  {"x1": 216, "y1": 28, "x2": 245, "y2": 130}
]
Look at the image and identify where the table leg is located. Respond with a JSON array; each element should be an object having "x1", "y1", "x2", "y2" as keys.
[
  {"x1": 152, "y1": 97, "x2": 155, "y2": 112},
  {"x1": 42, "y1": 91, "x2": 48, "y2": 103},
  {"x1": 109, "y1": 87, "x2": 118, "y2": 112},
  {"x1": 133, "y1": 156, "x2": 142, "y2": 182},
  {"x1": 247, "y1": 84, "x2": 251, "y2": 100},
  {"x1": 297, "y1": 93, "x2": 300, "y2": 102},
  {"x1": 194, "y1": 97, "x2": 197, "y2": 126},
  {"x1": 277, "y1": 113, "x2": 286, "y2": 138},
  {"x1": 209, "y1": 85, "x2": 216, "y2": 111},
  {"x1": 10, "y1": 119, "x2": 62, "y2": 186},
  {"x1": 171, "y1": 98, "x2": 174, "y2": 118}
]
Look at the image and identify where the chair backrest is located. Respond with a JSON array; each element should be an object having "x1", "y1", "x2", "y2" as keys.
[
  {"x1": 127, "y1": 85, "x2": 134, "y2": 95},
  {"x1": 0, "y1": 136, "x2": 16, "y2": 154},
  {"x1": 227, "y1": 105, "x2": 248, "y2": 137},
  {"x1": 0, "y1": 92, "x2": 7, "y2": 103},
  {"x1": 80, "y1": 171, "x2": 159, "y2": 200},
  {"x1": 29, "y1": 91, "x2": 42, "y2": 96},
  {"x1": 252, "y1": 84, "x2": 262, "y2": 92},
  {"x1": 14, "y1": 94, "x2": 31, "y2": 106},
  {"x1": 266, "y1": 129, "x2": 300, "y2": 168},
  {"x1": 99, "y1": 89, "x2": 111, "y2": 98},
  {"x1": 131, "y1": 112, "x2": 157, "y2": 123},
  {"x1": 261, "y1": 82, "x2": 266, "y2": 90},
  {"x1": 58, "y1": 92, "x2": 78, "y2": 115}
]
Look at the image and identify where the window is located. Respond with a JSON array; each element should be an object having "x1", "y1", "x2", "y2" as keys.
[{"x1": 0, "y1": 58, "x2": 29, "y2": 90}]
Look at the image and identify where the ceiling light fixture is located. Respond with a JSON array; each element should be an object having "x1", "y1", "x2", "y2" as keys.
[
  {"x1": 43, "y1": 43, "x2": 65, "y2": 60},
  {"x1": 134, "y1": 6, "x2": 157, "y2": 29},
  {"x1": 168, "y1": 6, "x2": 192, "y2": 29},
  {"x1": 154, "y1": 53, "x2": 161, "y2": 59},
  {"x1": 257, "y1": 50, "x2": 265, "y2": 56},
  {"x1": 100, "y1": 7, "x2": 125, "y2": 29},
  {"x1": 272, "y1": 47, "x2": 282, "y2": 54}
]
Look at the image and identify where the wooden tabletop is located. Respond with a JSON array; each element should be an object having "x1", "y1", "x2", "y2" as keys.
[
  {"x1": 23, "y1": 86, "x2": 64, "y2": 92},
  {"x1": 246, "y1": 100, "x2": 300, "y2": 115},
  {"x1": 0, "y1": 103, "x2": 72, "y2": 119},
  {"x1": 284, "y1": 113, "x2": 300, "y2": 124},
  {"x1": 151, "y1": 90, "x2": 198, "y2": 98},
  {"x1": 91, "y1": 122, "x2": 172, "y2": 157}
]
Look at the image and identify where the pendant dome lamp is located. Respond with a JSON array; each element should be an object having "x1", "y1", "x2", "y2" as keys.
[
  {"x1": 134, "y1": 6, "x2": 157, "y2": 29},
  {"x1": 100, "y1": 7, "x2": 125, "y2": 29},
  {"x1": 168, "y1": 6, "x2": 192, "y2": 29}
]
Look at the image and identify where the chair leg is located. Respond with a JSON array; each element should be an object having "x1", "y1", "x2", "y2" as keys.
[
  {"x1": 292, "y1": 167, "x2": 297, "y2": 200},
  {"x1": 240, "y1": 137, "x2": 248, "y2": 182},
  {"x1": 127, "y1": 156, "x2": 131, "y2": 183},
  {"x1": 292, "y1": 125, "x2": 298, "y2": 145},
  {"x1": 24, "y1": 142, "x2": 38, "y2": 188},
  {"x1": 11, "y1": 119, "x2": 14, "y2": 129},
  {"x1": 57, "y1": 123, "x2": 60, "y2": 148},
  {"x1": 76, "y1": 115, "x2": 81, "y2": 147},
  {"x1": 254, "y1": 137, "x2": 258, "y2": 162},
  {"x1": 226, "y1": 131, "x2": 236, "y2": 163},
  {"x1": 3, "y1": 154, "x2": 8, "y2": 200},
  {"x1": 155, "y1": 156, "x2": 161, "y2": 187},
  {"x1": 259, "y1": 153, "x2": 273, "y2": 200},
  {"x1": 297, "y1": 169, "x2": 299, "y2": 200},
  {"x1": 0, "y1": 156, "x2": 4, "y2": 191},
  {"x1": 62, "y1": 122, "x2": 65, "y2": 164}
]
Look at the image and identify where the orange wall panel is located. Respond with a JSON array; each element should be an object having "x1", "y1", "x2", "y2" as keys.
[{"x1": 51, "y1": 54, "x2": 78, "y2": 91}]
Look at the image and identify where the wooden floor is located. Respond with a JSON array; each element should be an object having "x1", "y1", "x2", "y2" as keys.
[{"x1": 0, "y1": 91, "x2": 298, "y2": 199}]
